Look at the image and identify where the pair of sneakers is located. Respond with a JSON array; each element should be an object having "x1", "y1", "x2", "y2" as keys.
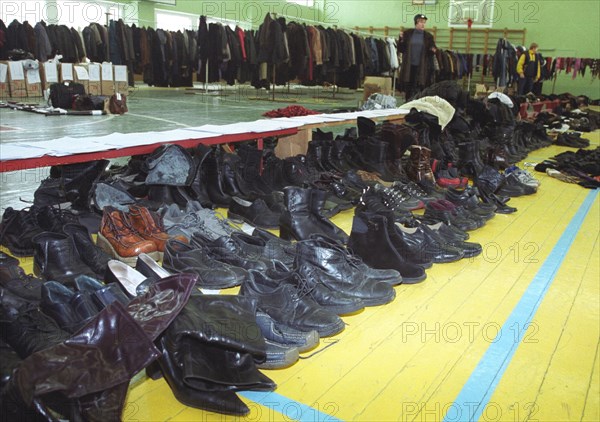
[{"x1": 505, "y1": 165, "x2": 541, "y2": 189}]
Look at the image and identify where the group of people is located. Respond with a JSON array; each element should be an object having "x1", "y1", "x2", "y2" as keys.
[{"x1": 397, "y1": 14, "x2": 542, "y2": 98}]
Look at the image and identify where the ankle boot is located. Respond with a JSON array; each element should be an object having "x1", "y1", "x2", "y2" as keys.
[
  {"x1": 361, "y1": 138, "x2": 398, "y2": 182},
  {"x1": 32, "y1": 232, "x2": 98, "y2": 286},
  {"x1": 456, "y1": 140, "x2": 485, "y2": 177},
  {"x1": 407, "y1": 145, "x2": 436, "y2": 188},
  {"x1": 306, "y1": 140, "x2": 327, "y2": 172},
  {"x1": 309, "y1": 189, "x2": 349, "y2": 244},
  {"x1": 235, "y1": 146, "x2": 272, "y2": 197},
  {"x1": 97, "y1": 207, "x2": 159, "y2": 266},
  {"x1": 347, "y1": 212, "x2": 427, "y2": 283},
  {"x1": 382, "y1": 123, "x2": 416, "y2": 176}
]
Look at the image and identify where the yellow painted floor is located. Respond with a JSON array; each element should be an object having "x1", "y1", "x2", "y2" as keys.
[
  {"x1": 126, "y1": 133, "x2": 600, "y2": 422},
  {"x1": 3, "y1": 131, "x2": 599, "y2": 422}
]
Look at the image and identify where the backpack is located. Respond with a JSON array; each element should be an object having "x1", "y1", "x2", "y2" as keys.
[{"x1": 49, "y1": 82, "x2": 86, "y2": 109}]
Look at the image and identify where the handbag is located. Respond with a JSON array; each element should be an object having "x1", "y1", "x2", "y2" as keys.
[{"x1": 109, "y1": 93, "x2": 128, "y2": 114}]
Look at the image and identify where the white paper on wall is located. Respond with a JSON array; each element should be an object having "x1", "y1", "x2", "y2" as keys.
[{"x1": 88, "y1": 63, "x2": 100, "y2": 81}]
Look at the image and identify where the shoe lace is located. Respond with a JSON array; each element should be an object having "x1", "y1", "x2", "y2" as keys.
[{"x1": 105, "y1": 212, "x2": 136, "y2": 238}]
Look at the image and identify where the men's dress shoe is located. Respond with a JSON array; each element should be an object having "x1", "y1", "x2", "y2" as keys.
[
  {"x1": 97, "y1": 206, "x2": 158, "y2": 266},
  {"x1": 62, "y1": 223, "x2": 111, "y2": 278},
  {"x1": 0, "y1": 207, "x2": 45, "y2": 257},
  {"x1": 32, "y1": 232, "x2": 98, "y2": 286},
  {"x1": 0, "y1": 252, "x2": 19, "y2": 268},
  {"x1": 308, "y1": 234, "x2": 403, "y2": 286},
  {"x1": 74, "y1": 275, "x2": 130, "y2": 308},
  {"x1": 296, "y1": 238, "x2": 397, "y2": 306},
  {"x1": 191, "y1": 234, "x2": 269, "y2": 272},
  {"x1": 163, "y1": 240, "x2": 247, "y2": 289},
  {"x1": 40, "y1": 281, "x2": 102, "y2": 333},
  {"x1": 424, "y1": 200, "x2": 479, "y2": 232},
  {"x1": 394, "y1": 224, "x2": 465, "y2": 264},
  {"x1": 127, "y1": 205, "x2": 187, "y2": 257},
  {"x1": 227, "y1": 197, "x2": 280, "y2": 229},
  {"x1": 0, "y1": 266, "x2": 44, "y2": 302},
  {"x1": 272, "y1": 263, "x2": 365, "y2": 316},
  {"x1": 255, "y1": 311, "x2": 319, "y2": 353},
  {"x1": 240, "y1": 270, "x2": 346, "y2": 337},
  {"x1": 496, "y1": 173, "x2": 537, "y2": 197}
]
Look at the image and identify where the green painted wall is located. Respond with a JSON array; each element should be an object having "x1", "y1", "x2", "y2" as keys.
[
  {"x1": 122, "y1": 0, "x2": 599, "y2": 97},
  {"x1": 324, "y1": 0, "x2": 600, "y2": 97}
]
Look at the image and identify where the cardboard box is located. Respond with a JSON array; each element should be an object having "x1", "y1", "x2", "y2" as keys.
[
  {"x1": 42, "y1": 61, "x2": 59, "y2": 91},
  {"x1": 87, "y1": 63, "x2": 101, "y2": 95},
  {"x1": 275, "y1": 128, "x2": 311, "y2": 158},
  {"x1": 363, "y1": 76, "x2": 392, "y2": 100},
  {"x1": 0, "y1": 62, "x2": 9, "y2": 98},
  {"x1": 7, "y1": 61, "x2": 26, "y2": 98},
  {"x1": 114, "y1": 65, "x2": 128, "y2": 95},
  {"x1": 101, "y1": 62, "x2": 114, "y2": 95},
  {"x1": 24, "y1": 64, "x2": 42, "y2": 97}
]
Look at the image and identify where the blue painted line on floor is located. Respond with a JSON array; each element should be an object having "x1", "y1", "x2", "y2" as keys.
[
  {"x1": 443, "y1": 189, "x2": 599, "y2": 422},
  {"x1": 240, "y1": 391, "x2": 342, "y2": 422}
]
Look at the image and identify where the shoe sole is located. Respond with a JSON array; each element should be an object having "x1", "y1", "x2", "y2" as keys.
[
  {"x1": 97, "y1": 233, "x2": 160, "y2": 266},
  {"x1": 316, "y1": 318, "x2": 346, "y2": 337},
  {"x1": 359, "y1": 289, "x2": 396, "y2": 307}
]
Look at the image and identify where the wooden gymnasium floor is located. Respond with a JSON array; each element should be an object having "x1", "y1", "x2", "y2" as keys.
[{"x1": 1, "y1": 93, "x2": 598, "y2": 421}]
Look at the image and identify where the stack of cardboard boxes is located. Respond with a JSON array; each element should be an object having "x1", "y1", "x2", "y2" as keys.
[{"x1": 0, "y1": 60, "x2": 128, "y2": 100}]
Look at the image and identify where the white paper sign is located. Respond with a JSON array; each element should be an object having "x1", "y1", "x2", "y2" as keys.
[
  {"x1": 88, "y1": 63, "x2": 100, "y2": 81},
  {"x1": 26, "y1": 68, "x2": 41, "y2": 84},
  {"x1": 8, "y1": 61, "x2": 25, "y2": 80},
  {"x1": 114, "y1": 65, "x2": 127, "y2": 82},
  {"x1": 44, "y1": 62, "x2": 58, "y2": 82},
  {"x1": 74, "y1": 66, "x2": 89, "y2": 80},
  {"x1": 0, "y1": 63, "x2": 7, "y2": 83},
  {"x1": 101, "y1": 62, "x2": 113, "y2": 81},
  {"x1": 61, "y1": 63, "x2": 73, "y2": 81}
]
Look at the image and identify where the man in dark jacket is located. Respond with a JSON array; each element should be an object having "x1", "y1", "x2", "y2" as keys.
[
  {"x1": 516, "y1": 42, "x2": 541, "y2": 95},
  {"x1": 398, "y1": 14, "x2": 437, "y2": 100}
]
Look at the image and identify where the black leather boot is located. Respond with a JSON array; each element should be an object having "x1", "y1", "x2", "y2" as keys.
[
  {"x1": 205, "y1": 148, "x2": 232, "y2": 207},
  {"x1": 189, "y1": 144, "x2": 214, "y2": 209},
  {"x1": 309, "y1": 188, "x2": 350, "y2": 244},
  {"x1": 456, "y1": 140, "x2": 485, "y2": 177}
]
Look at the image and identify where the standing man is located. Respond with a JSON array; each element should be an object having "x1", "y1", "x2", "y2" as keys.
[
  {"x1": 398, "y1": 14, "x2": 437, "y2": 100},
  {"x1": 516, "y1": 42, "x2": 541, "y2": 95}
]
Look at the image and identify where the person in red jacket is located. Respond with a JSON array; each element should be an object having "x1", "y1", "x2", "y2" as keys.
[{"x1": 516, "y1": 42, "x2": 541, "y2": 95}]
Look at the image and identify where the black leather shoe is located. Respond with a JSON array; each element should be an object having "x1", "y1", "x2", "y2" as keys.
[
  {"x1": 33, "y1": 232, "x2": 98, "y2": 286},
  {"x1": 40, "y1": 281, "x2": 102, "y2": 333},
  {"x1": 295, "y1": 239, "x2": 396, "y2": 306},
  {"x1": 63, "y1": 223, "x2": 111, "y2": 278},
  {"x1": 163, "y1": 240, "x2": 247, "y2": 289},
  {"x1": 0, "y1": 266, "x2": 43, "y2": 302},
  {"x1": 228, "y1": 197, "x2": 280, "y2": 229},
  {"x1": 0, "y1": 207, "x2": 45, "y2": 257},
  {"x1": 191, "y1": 234, "x2": 269, "y2": 271},
  {"x1": 231, "y1": 232, "x2": 293, "y2": 269},
  {"x1": 394, "y1": 223, "x2": 465, "y2": 264},
  {"x1": 274, "y1": 263, "x2": 365, "y2": 315},
  {"x1": 74, "y1": 275, "x2": 130, "y2": 308},
  {"x1": 240, "y1": 270, "x2": 345, "y2": 337}
]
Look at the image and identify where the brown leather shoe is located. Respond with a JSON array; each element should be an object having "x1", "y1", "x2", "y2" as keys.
[
  {"x1": 97, "y1": 206, "x2": 158, "y2": 266},
  {"x1": 127, "y1": 205, "x2": 186, "y2": 256}
]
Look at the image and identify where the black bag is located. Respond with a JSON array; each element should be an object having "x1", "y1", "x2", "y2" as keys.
[
  {"x1": 49, "y1": 82, "x2": 86, "y2": 109},
  {"x1": 73, "y1": 94, "x2": 107, "y2": 111}
]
